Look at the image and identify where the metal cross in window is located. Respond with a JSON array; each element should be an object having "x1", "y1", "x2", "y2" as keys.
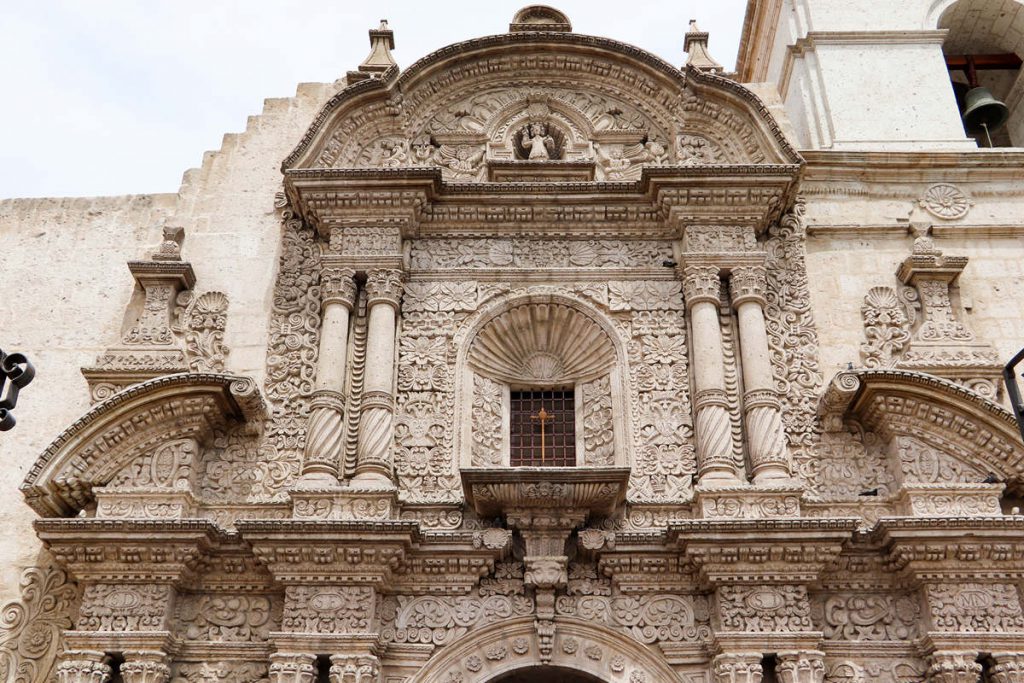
[{"x1": 530, "y1": 406, "x2": 552, "y2": 464}]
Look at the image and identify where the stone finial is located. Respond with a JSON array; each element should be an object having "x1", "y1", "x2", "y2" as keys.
[
  {"x1": 684, "y1": 19, "x2": 724, "y2": 73},
  {"x1": 510, "y1": 5, "x2": 572, "y2": 33},
  {"x1": 152, "y1": 226, "x2": 184, "y2": 261},
  {"x1": 358, "y1": 19, "x2": 397, "y2": 74}
]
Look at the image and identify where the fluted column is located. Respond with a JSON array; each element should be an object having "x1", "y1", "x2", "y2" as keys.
[
  {"x1": 683, "y1": 265, "x2": 741, "y2": 484},
  {"x1": 300, "y1": 267, "x2": 357, "y2": 485},
  {"x1": 730, "y1": 266, "x2": 791, "y2": 483},
  {"x1": 354, "y1": 268, "x2": 404, "y2": 486},
  {"x1": 56, "y1": 652, "x2": 110, "y2": 683},
  {"x1": 269, "y1": 653, "x2": 316, "y2": 683},
  {"x1": 121, "y1": 651, "x2": 171, "y2": 683}
]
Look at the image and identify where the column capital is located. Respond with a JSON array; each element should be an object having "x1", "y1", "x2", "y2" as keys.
[
  {"x1": 121, "y1": 651, "x2": 171, "y2": 683},
  {"x1": 56, "y1": 652, "x2": 111, "y2": 683},
  {"x1": 330, "y1": 654, "x2": 381, "y2": 683},
  {"x1": 269, "y1": 652, "x2": 316, "y2": 683},
  {"x1": 777, "y1": 651, "x2": 825, "y2": 683},
  {"x1": 712, "y1": 653, "x2": 763, "y2": 683},
  {"x1": 321, "y1": 266, "x2": 357, "y2": 309},
  {"x1": 365, "y1": 268, "x2": 405, "y2": 310},
  {"x1": 730, "y1": 266, "x2": 768, "y2": 307},
  {"x1": 682, "y1": 265, "x2": 722, "y2": 307},
  {"x1": 927, "y1": 651, "x2": 983, "y2": 683}
]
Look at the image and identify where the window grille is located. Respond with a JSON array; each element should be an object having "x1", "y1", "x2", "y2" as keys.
[{"x1": 509, "y1": 389, "x2": 575, "y2": 466}]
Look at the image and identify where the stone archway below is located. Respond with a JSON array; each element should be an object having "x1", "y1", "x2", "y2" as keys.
[{"x1": 490, "y1": 667, "x2": 607, "y2": 683}]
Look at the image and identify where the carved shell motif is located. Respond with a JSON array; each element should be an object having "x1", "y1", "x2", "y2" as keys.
[{"x1": 468, "y1": 303, "x2": 616, "y2": 384}]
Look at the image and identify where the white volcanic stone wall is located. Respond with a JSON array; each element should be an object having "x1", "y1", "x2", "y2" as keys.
[{"x1": 0, "y1": 80, "x2": 335, "y2": 604}]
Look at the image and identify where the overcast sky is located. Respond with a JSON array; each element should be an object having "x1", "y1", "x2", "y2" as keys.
[{"x1": 0, "y1": 1, "x2": 749, "y2": 199}]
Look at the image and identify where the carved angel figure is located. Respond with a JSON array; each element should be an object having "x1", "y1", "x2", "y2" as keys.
[
  {"x1": 379, "y1": 139, "x2": 409, "y2": 167},
  {"x1": 520, "y1": 123, "x2": 556, "y2": 160},
  {"x1": 436, "y1": 144, "x2": 485, "y2": 178}
]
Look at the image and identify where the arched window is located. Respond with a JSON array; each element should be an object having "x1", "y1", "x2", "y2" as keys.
[
  {"x1": 940, "y1": 0, "x2": 1024, "y2": 147},
  {"x1": 461, "y1": 298, "x2": 624, "y2": 468}
]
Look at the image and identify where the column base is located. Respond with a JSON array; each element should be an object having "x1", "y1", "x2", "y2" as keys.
[
  {"x1": 291, "y1": 483, "x2": 398, "y2": 521},
  {"x1": 695, "y1": 483, "x2": 802, "y2": 519}
]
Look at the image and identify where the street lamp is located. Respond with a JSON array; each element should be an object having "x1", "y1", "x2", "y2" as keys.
[
  {"x1": 1004, "y1": 346, "x2": 1024, "y2": 445},
  {"x1": 0, "y1": 348, "x2": 34, "y2": 431}
]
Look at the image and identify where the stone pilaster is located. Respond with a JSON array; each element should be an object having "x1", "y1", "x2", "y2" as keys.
[
  {"x1": 729, "y1": 265, "x2": 791, "y2": 483},
  {"x1": 121, "y1": 651, "x2": 171, "y2": 683},
  {"x1": 56, "y1": 651, "x2": 111, "y2": 683},
  {"x1": 683, "y1": 265, "x2": 740, "y2": 485},
  {"x1": 354, "y1": 268, "x2": 404, "y2": 486},
  {"x1": 300, "y1": 266, "x2": 358, "y2": 485},
  {"x1": 926, "y1": 652, "x2": 982, "y2": 683}
]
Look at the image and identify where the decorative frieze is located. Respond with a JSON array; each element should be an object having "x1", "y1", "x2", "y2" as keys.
[{"x1": 717, "y1": 585, "x2": 814, "y2": 633}]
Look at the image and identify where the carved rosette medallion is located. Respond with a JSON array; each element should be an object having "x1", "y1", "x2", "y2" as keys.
[{"x1": 919, "y1": 183, "x2": 972, "y2": 220}]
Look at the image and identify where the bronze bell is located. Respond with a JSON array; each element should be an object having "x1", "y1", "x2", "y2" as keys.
[{"x1": 962, "y1": 86, "x2": 1010, "y2": 132}]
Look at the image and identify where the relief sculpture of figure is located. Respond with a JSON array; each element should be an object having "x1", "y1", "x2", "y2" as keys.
[{"x1": 520, "y1": 122, "x2": 556, "y2": 160}]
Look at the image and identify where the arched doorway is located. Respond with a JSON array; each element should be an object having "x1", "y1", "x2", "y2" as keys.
[{"x1": 490, "y1": 667, "x2": 606, "y2": 683}]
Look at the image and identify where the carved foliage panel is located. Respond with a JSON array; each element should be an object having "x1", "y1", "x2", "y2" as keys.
[
  {"x1": 813, "y1": 592, "x2": 920, "y2": 641},
  {"x1": 171, "y1": 662, "x2": 269, "y2": 683},
  {"x1": 925, "y1": 583, "x2": 1024, "y2": 633},
  {"x1": 807, "y1": 431, "x2": 896, "y2": 502},
  {"x1": 78, "y1": 583, "x2": 172, "y2": 632},
  {"x1": 394, "y1": 280, "x2": 475, "y2": 503},
  {"x1": 717, "y1": 585, "x2": 814, "y2": 633},
  {"x1": 381, "y1": 562, "x2": 532, "y2": 646},
  {"x1": 283, "y1": 586, "x2": 376, "y2": 634},
  {"x1": 176, "y1": 594, "x2": 281, "y2": 643},
  {"x1": 623, "y1": 285, "x2": 695, "y2": 503},
  {"x1": 764, "y1": 204, "x2": 825, "y2": 484},
  {"x1": 0, "y1": 564, "x2": 79, "y2": 683},
  {"x1": 409, "y1": 239, "x2": 672, "y2": 270},
  {"x1": 893, "y1": 435, "x2": 986, "y2": 486}
]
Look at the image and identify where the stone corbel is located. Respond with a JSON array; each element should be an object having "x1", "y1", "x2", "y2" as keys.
[{"x1": 461, "y1": 467, "x2": 628, "y2": 623}]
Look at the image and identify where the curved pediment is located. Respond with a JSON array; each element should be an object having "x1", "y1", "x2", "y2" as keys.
[
  {"x1": 283, "y1": 30, "x2": 801, "y2": 182},
  {"x1": 819, "y1": 369, "x2": 1024, "y2": 484},
  {"x1": 20, "y1": 373, "x2": 266, "y2": 517}
]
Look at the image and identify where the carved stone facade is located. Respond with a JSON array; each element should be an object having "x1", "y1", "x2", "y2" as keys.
[{"x1": 4, "y1": 5, "x2": 1024, "y2": 683}]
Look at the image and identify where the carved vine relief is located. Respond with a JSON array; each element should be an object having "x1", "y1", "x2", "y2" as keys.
[{"x1": 0, "y1": 563, "x2": 79, "y2": 683}]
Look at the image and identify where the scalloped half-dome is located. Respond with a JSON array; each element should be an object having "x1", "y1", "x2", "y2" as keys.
[{"x1": 467, "y1": 302, "x2": 616, "y2": 385}]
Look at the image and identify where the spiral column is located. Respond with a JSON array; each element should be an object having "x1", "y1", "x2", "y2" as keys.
[
  {"x1": 683, "y1": 265, "x2": 741, "y2": 485},
  {"x1": 353, "y1": 268, "x2": 405, "y2": 487},
  {"x1": 300, "y1": 266, "x2": 357, "y2": 485},
  {"x1": 730, "y1": 265, "x2": 791, "y2": 483}
]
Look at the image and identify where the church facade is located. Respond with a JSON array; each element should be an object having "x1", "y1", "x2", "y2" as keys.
[{"x1": 3, "y1": 3, "x2": 1024, "y2": 683}]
